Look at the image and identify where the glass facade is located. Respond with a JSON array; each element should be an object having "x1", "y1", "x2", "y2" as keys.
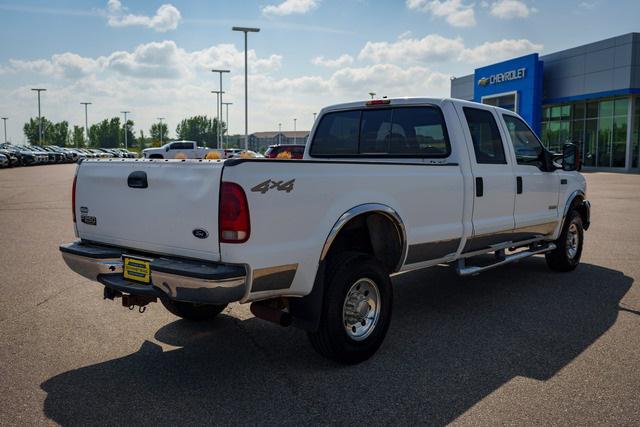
[
  {"x1": 541, "y1": 96, "x2": 630, "y2": 168},
  {"x1": 634, "y1": 97, "x2": 640, "y2": 169}
]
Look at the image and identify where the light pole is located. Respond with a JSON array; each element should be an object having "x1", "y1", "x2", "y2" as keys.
[
  {"x1": 293, "y1": 118, "x2": 297, "y2": 144},
  {"x1": 369, "y1": 92, "x2": 376, "y2": 99},
  {"x1": 211, "y1": 90, "x2": 224, "y2": 148},
  {"x1": 211, "y1": 69, "x2": 230, "y2": 149},
  {"x1": 80, "y1": 102, "x2": 91, "y2": 148},
  {"x1": 121, "y1": 111, "x2": 130, "y2": 149},
  {"x1": 1, "y1": 117, "x2": 7, "y2": 143},
  {"x1": 31, "y1": 88, "x2": 46, "y2": 145},
  {"x1": 313, "y1": 112, "x2": 317, "y2": 122},
  {"x1": 222, "y1": 102, "x2": 232, "y2": 149},
  {"x1": 278, "y1": 122, "x2": 282, "y2": 145},
  {"x1": 157, "y1": 117, "x2": 165, "y2": 144},
  {"x1": 232, "y1": 26, "x2": 260, "y2": 150}
]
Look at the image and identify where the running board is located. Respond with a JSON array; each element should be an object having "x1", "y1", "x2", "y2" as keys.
[{"x1": 455, "y1": 243, "x2": 556, "y2": 276}]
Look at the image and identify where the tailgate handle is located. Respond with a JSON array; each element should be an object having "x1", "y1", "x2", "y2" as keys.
[{"x1": 127, "y1": 171, "x2": 148, "y2": 189}]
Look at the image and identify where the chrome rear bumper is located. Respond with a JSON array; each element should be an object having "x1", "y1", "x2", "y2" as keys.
[{"x1": 60, "y1": 241, "x2": 247, "y2": 305}]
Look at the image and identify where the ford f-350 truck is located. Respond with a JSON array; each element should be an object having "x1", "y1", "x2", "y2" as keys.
[{"x1": 60, "y1": 98, "x2": 590, "y2": 364}]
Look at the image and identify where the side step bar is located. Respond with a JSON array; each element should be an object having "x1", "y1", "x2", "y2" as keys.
[{"x1": 456, "y1": 243, "x2": 556, "y2": 276}]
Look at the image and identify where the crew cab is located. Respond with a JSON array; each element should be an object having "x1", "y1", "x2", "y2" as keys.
[
  {"x1": 141, "y1": 140, "x2": 217, "y2": 159},
  {"x1": 60, "y1": 98, "x2": 590, "y2": 364}
]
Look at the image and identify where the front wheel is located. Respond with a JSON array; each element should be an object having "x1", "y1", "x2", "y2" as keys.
[
  {"x1": 546, "y1": 210, "x2": 584, "y2": 272},
  {"x1": 307, "y1": 252, "x2": 393, "y2": 364},
  {"x1": 160, "y1": 299, "x2": 227, "y2": 321}
]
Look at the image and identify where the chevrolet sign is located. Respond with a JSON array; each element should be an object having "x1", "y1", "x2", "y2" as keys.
[{"x1": 478, "y1": 68, "x2": 526, "y2": 86}]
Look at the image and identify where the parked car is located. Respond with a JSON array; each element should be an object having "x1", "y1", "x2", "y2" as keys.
[
  {"x1": 60, "y1": 97, "x2": 589, "y2": 364},
  {"x1": 0, "y1": 153, "x2": 8, "y2": 168},
  {"x1": 89, "y1": 149, "x2": 111, "y2": 159},
  {"x1": 142, "y1": 140, "x2": 216, "y2": 159},
  {"x1": 17, "y1": 146, "x2": 46, "y2": 164},
  {"x1": 115, "y1": 148, "x2": 137, "y2": 158},
  {"x1": 0, "y1": 148, "x2": 20, "y2": 166},
  {"x1": 264, "y1": 144, "x2": 305, "y2": 159}
]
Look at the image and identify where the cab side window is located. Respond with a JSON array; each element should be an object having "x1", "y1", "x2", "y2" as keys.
[
  {"x1": 463, "y1": 107, "x2": 507, "y2": 165},
  {"x1": 503, "y1": 114, "x2": 544, "y2": 166}
]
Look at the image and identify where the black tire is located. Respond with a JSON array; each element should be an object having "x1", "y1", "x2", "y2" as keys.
[
  {"x1": 149, "y1": 154, "x2": 163, "y2": 159},
  {"x1": 160, "y1": 298, "x2": 227, "y2": 321},
  {"x1": 546, "y1": 210, "x2": 584, "y2": 272},
  {"x1": 307, "y1": 252, "x2": 393, "y2": 364}
]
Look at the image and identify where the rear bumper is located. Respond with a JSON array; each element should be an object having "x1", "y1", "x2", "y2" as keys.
[{"x1": 60, "y1": 241, "x2": 247, "y2": 305}]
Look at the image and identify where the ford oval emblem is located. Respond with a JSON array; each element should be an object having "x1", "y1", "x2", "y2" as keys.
[{"x1": 192, "y1": 229, "x2": 209, "y2": 239}]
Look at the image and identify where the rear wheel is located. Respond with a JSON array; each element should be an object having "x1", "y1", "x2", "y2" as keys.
[
  {"x1": 160, "y1": 299, "x2": 227, "y2": 321},
  {"x1": 307, "y1": 252, "x2": 393, "y2": 364},
  {"x1": 546, "y1": 210, "x2": 584, "y2": 272}
]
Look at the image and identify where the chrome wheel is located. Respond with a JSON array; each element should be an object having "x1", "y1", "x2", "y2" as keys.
[
  {"x1": 342, "y1": 278, "x2": 381, "y2": 341},
  {"x1": 566, "y1": 222, "x2": 579, "y2": 260}
]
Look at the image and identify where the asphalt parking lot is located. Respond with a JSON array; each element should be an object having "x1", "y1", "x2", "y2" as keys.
[{"x1": 1, "y1": 163, "x2": 639, "y2": 425}]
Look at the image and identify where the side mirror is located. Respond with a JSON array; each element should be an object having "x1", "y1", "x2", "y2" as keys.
[
  {"x1": 562, "y1": 143, "x2": 580, "y2": 171},
  {"x1": 165, "y1": 146, "x2": 170, "y2": 152}
]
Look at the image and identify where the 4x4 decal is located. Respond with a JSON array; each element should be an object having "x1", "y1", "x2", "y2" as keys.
[{"x1": 251, "y1": 179, "x2": 295, "y2": 194}]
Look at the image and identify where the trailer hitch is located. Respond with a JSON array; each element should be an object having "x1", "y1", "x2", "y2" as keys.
[{"x1": 122, "y1": 294, "x2": 157, "y2": 313}]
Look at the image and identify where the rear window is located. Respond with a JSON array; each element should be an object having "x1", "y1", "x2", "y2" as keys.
[{"x1": 310, "y1": 106, "x2": 450, "y2": 157}]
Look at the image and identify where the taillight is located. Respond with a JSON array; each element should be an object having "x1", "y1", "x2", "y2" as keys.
[
  {"x1": 365, "y1": 99, "x2": 390, "y2": 106},
  {"x1": 219, "y1": 182, "x2": 250, "y2": 243},
  {"x1": 72, "y1": 174, "x2": 77, "y2": 223}
]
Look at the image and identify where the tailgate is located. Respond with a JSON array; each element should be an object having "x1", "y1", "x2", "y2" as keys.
[{"x1": 75, "y1": 160, "x2": 224, "y2": 261}]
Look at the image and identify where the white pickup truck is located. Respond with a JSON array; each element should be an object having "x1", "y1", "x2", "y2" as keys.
[
  {"x1": 60, "y1": 98, "x2": 590, "y2": 364},
  {"x1": 141, "y1": 140, "x2": 217, "y2": 159}
]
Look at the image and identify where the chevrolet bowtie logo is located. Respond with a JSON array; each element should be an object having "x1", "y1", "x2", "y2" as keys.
[{"x1": 478, "y1": 77, "x2": 490, "y2": 86}]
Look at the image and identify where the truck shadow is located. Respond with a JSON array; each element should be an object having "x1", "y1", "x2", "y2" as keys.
[{"x1": 41, "y1": 260, "x2": 632, "y2": 425}]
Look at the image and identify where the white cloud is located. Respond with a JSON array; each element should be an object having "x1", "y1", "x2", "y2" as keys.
[
  {"x1": 359, "y1": 34, "x2": 465, "y2": 64},
  {"x1": 578, "y1": 1, "x2": 596, "y2": 10},
  {"x1": 358, "y1": 33, "x2": 542, "y2": 67},
  {"x1": 311, "y1": 54, "x2": 354, "y2": 67},
  {"x1": 406, "y1": 0, "x2": 476, "y2": 27},
  {"x1": 106, "y1": 0, "x2": 181, "y2": 32},
  {"x1": 7, "y1": 40, "x2": 282, "y2": 81},
  {"x1": 459, "y1": 38, "x2": 543, "y2": 64},
  {"x1": 489, "y1": 0, "x2": 535, "y2": 19},
  {"x1": 262, "y1": 0, "x2": 319, "y2": 16}
]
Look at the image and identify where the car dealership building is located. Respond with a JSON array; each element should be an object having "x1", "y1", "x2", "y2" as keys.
[{"x1": 451, "y1": 33, "x2": 640, "y2": 171}]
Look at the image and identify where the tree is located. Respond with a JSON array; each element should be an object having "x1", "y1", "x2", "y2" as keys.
[
  {"x1": 72, "y1": 126, "x2": 85, "y2": 148},
  {"x1": 48, "y1": 121, "x2": 69, "y2": 146},
  {"x1": 123, "y1": 119, "x2": 137, "y2": 148},
  {"x1": 89, "y1": 117, "x2": 121, "y2": 148},
  {"x1": 23, "y1": 117, "x2": 53, "y2": 144},
  {"x1": 150, "y1": 122, "x2": 169, "y2": 145},
  {"x1": 175, "y1": 115, "x2": 225, "y2": 148}
]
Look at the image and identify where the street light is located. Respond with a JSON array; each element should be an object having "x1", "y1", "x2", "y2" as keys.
[
  {"x1": 80, "y1": 102, "x2": 91, "y2": 148},
  {"x1": 31, "y1": 88, "x2": 46, "y2": 145},
  {"x1": 293, "y1": 118, "x2": 297, "y2": 144},
  {"x1": 211, "y1": 90, "x2": 225, "y2": 149},
  {"x1": 211, "y1": 69, "x2": 230, "y2": 149},
  {"x1": 222, "y1": 102, "x2": 233, "y2": 149},
  {"x1": 157, "y1": 117, "x2": 165, "y2": 144},
  {"x1": 313, "y1": 112, "x2": 317, "y2": 122},
  {"x1": 278, "y1": 122, "x2": 282, "y2": 145},
  {"x1": 1, "y1": 117, "x2": 7, "y2": 144},
  {"x1": 232, "y1": 26, "x2": 260, "y2": 150},
  {"x1": 121, "y1": 111, "x2": 130, "y2": 149},
  {"x1": 369, "y1": 92, "x2": 376, "y2": 99}
]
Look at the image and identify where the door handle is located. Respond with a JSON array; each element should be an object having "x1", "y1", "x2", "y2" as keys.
[
  {"x1": 127, "y1": 171, "x2": 148, "y2": 189},
  {"x1": 516, "y1": 176, "x2": 523, "y2": 194},
  {"x1": 475, "y1": 177, "x2": 483, "y2": 197}
]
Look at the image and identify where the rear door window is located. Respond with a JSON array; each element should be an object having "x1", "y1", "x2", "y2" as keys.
[
  {"x1": 310, "y1": 106, "x2": 449, "y2": 157},
  {"x1": 463, "y1": 107, "x2": 507, "y2": 165}
]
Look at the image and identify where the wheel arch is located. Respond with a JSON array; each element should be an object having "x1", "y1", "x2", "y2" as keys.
[
  {"x1": 563, "y1": 190, "x2": 589, "y2": 230},
  {"x1": 319, "y1": 203, "x2": 407, "y2": 274}
]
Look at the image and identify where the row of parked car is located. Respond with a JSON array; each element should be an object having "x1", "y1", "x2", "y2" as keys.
[{"x1": 0, "y1": 144, "x2": 137, "y2": 167}]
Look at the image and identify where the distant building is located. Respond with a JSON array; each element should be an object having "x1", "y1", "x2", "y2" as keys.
[{"x1": 248, "y1": 131, "x2": 309, "y2": 152}]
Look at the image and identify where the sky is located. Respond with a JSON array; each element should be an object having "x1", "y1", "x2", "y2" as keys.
[{"x1": 0, "y1": 0, "x2": 638, "y2": 144}]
